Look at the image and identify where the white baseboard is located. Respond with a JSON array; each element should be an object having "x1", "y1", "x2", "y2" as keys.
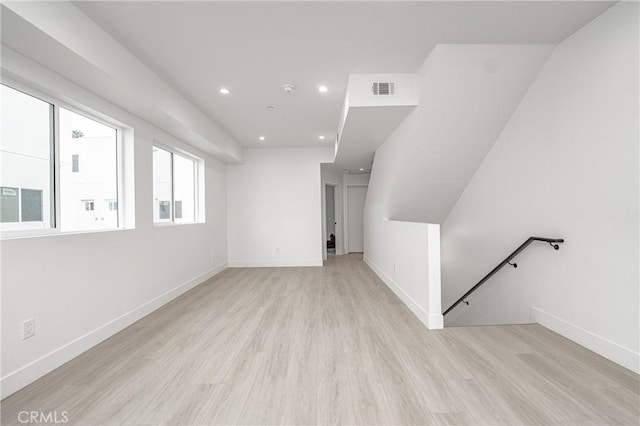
[
  {"x1": 531, "y1": 306, "x2": 639, "y2": 374},
  {"x1": 228, "y1": 259, "x2": 322, "y2": 267},
  {"x1": 0, "y1": 262, "x2": 228, "y2": 399},
  {"x1": 364, "y1": 255, "x2": 443, "y2": 330}
]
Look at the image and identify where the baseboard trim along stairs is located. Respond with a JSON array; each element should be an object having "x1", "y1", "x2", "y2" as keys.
[{"x1": 532, "y1": 306, "x2": 639, "y2": 374}]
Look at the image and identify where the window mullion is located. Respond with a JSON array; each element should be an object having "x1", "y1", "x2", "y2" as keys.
[
  {"x1": 193, "y1": 160, "x2": 198, "y2": 222},
  {"x1": 52, "y1": 104, "x2": 61, "y2": 231},
  {"x1": 116, "y1": 130, "x2": 123, "y2": 229},
  {"x1": 171, "y1": 152, "x2": 175, "y2": 222}
]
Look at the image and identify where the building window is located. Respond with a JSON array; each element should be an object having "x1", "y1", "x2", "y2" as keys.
[
  {"x1": 21, "y1": 189, "x2": 43, "y2": 222},
  {"x1": 0, "y1": 187, "x2": 20, "y2": 223},
  {"x1": 0, "y1": 187, "x2": 44, "y2": 223},
  {"x1": 153, "y1": 146, "x2": 199, "y2": 224},
  {"x1": 0, "y1": 83, "x2": 123, "y2": 235},
  {"x1": 158, "y1": 201, "x2": 171, "y2": 219}
]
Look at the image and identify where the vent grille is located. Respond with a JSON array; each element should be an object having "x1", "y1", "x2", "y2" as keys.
[{"x1": 372, "y1": 82, "x2": 395, "y2": 96}]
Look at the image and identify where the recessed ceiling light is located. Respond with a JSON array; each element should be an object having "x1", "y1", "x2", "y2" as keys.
[
  {"x1": 359, "y1": 168, "x2": 364, "y2": 171},
  {"x1": 219, "y1": 87, "x2": 230, "y2": 95},
  {"x1": 318, "y1": 85, "x2": 328, "y2": 93},
  {"x1": 319, "y1": 135, "x2": 325, "y2": 140},
  {"x1": 258, "y1": 136, "x2": 265, "y2": 141}
]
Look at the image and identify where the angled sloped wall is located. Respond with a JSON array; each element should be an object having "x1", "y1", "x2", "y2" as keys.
[
  {"x1": 386, "y1": 44, "x2": 555, "y2": 224},
  {"x1": 441, "y1": 2, "x2": 639, "y2": 373},
  {"x1": 364, "y1": 43, "x2": 554, "y2": 330}
]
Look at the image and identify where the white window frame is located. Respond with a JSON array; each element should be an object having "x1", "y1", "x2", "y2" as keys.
[
  {"x1": 0, "y1": 79, "x2": 128, "y2": 239},
  {"x1": 152, "y1": 143, "x2": 204, "y2": 226}
]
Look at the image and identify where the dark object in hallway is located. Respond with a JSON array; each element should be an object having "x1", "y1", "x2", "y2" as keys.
[{"x1": 327, "y1": 233, "x2": 335, "y2": 249}]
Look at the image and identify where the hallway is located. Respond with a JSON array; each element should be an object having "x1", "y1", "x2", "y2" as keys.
[{"x1": 2, "y1": 254, "x2": 638, "y2": 425}]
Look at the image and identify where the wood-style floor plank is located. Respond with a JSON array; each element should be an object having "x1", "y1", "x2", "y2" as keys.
[{"x1": 2, "y1": 254, "x2": 638, "y2": 425}]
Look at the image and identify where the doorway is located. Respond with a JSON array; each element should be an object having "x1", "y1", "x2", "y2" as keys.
[
  {"x1": 347, "y1": 185, "x2": 367, "y2": 253},
  {"x1": 323, "y1": 183, "x2": 340, "y2": 259},
  {"x1": 325, "y1": 185, "x2": 337, "y2": 256}
]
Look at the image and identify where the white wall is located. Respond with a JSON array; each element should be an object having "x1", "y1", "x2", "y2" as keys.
[
  {"x1": 1, "y1": 50, "x2": 229, "y2": 397},
  {"x1": 385, "y1": 44, "x2": 554, "y2": 224},
  {"x1": 364, "y1": 128, "x2": 442, "y2": 328},
  {"x1": 347, "y1": 186, "x2": 367, "y2": 252},
  {"x1": 441, "y1": 2, "x2": 639, "y2": 373},
  {"x1": 363, "y1": 220, "x2": 443, "y2": 329},
  {"x1": 361, "y1": 43, "x2": 551, "y2": 331},
  {"x1": 228, "y1": 147, "x2": 333, "y2": 267}
]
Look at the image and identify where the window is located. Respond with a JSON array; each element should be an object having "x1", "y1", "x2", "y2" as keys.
[
  {"x1": 59, "y1": 107, "x2": 118, "y2": 231},
  {"x1": 0, "y1": 187, "x2": 44, "y2": 223},
  {"x1": 0, "y1": 85, "x2": 53, "y2": 230},
  {"x1": 21, "y1": 189, "x2": 43, "y2": 222},
  {"x1": 1, "y1": 83, "x2": 123, "y2": 235},
  {"x1": 153, "y1": 146, "x2": 199, "y2": 224},
  {"x1": 0, "y1": 187, "x2": 19, "y2": 223},
  {"x1": 159, "y1": 201, "x2": 171, "y2": 219},
  {"x1": 83, "y1": 200, "x2": 95, "y2": 211},
  {"x1": 172, "y1": 154, "x2": 195, "y2": 223}
]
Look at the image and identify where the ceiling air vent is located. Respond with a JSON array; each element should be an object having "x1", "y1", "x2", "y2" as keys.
[{"x1": 372, "y1": 82, "x2": 395, "y2": 96}]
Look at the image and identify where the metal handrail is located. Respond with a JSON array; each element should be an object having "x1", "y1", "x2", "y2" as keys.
[{"x1": 443, "y1": 237, "x2": 564, "y2": 316}]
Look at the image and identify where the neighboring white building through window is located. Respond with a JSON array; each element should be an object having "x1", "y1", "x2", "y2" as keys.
[
  {"x1": 0, "y1": 85, "x2": 53, "y2": 230},
  {"x1": 152, "y1": 146, "x2": 200, "y2": 224},
  {"x1": 0, "y1": 83, "x2": 124, "y2": 235},
  {"x1": 59, "y1": 107, "x2": 119, "y2": 231}
]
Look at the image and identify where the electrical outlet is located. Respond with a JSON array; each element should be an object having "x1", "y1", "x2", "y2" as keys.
[
  {"x1": 275, "y1": 247, "x2": 280, "y2": 253},
  {"x1": 22, "y1": 318, "x2": 35, "y2": 340},
  {"x1": 394, "y1": 262, "x2": 398, "y2": 273}
]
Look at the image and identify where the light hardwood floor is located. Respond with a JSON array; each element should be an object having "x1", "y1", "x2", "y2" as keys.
[{"x1": 2, "y1": 254, "x2": 639, "y2": 425}]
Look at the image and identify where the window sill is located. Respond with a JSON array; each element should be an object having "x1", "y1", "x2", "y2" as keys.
[
  {"x1": 153, "y1": 221, "x2": 206, "y2": 227},
  {"x1": 0, "y1": 227, "x2": 133, "y2": 241}
]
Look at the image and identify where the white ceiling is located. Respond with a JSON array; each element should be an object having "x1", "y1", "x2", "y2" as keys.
[{"x1": 73, "y1": 1, "x2": 615, "y2": 150}]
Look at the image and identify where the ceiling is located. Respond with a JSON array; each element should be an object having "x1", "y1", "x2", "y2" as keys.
[
  {"x1": 73, "y1": 1, "x2": 615, "y2": 150},
  {"x1": 335, "y1": 105, "x2": 417, "y2": 172}
]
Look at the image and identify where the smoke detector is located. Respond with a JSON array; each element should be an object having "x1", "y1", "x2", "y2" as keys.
[{"x1": 282, "y1": 84, "x2": 295, "y2": 93}]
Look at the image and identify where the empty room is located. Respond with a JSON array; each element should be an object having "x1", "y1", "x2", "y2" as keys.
[{"x1": 1, "y1": 1, "x2": 638, "y2": 425}]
